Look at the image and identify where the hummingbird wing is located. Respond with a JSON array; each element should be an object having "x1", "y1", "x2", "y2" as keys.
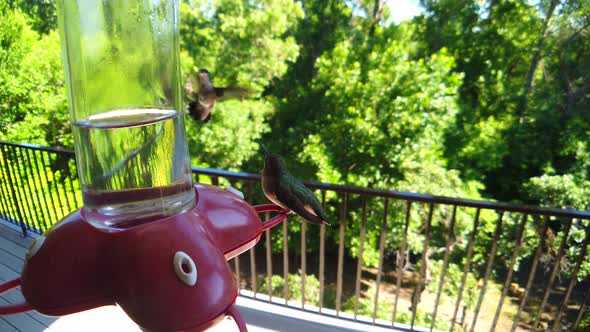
[
  {"x1": 305, "y1": 193, "x2": 329, "y2": 223},
  {"x1": 214, "y1": 87, "x2": 250, "y2": 101},
  {"x1": 275, "y1": 175, "x2": 329, "y2": 225},
  {"x1": 297, "y1": 182, "x2": 329, "y2": 223},
  {"x1": 187, "y1": 101, "x2": 211, "y2": 122}
]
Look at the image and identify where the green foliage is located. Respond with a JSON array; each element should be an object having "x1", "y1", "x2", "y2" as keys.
[
  {"x1": 184, "y1": 99, "x2": 273, "y2": 170},
  {"x1": 427, "y1": 261, "x2": 478, "y2": 309},
  {"x1": 310, "y1": 35, "x2": 463, "y2": 189},
  {"x1": 0, "y1": 5, "x2": 69, "y2": 148},
  {"x1": 395, "y1": 310, "x2": 452, "y2": 332},
  {"x1": 524, "y1": 174, "x2": 590, "y2": 210},
  {"x1": 523, "y1": 173, "x2": 590, "y2": 280},
  {"x1": 266, "y1": 20, "x2": 482, "y2": 266},
  {"x1": 576, "y1": 309, "x2": 590, "y2": 332},
  {"x1": 339, "y1": 279, "x2": 454, "y2": 330},
  {"x1": 179, "y1": 0, "x2": 302, "y2": 169},
  {"x1": 7, "y1": 0, "x2": 57, "y2": 34},
  {"x1": 180, "y1": 0, "x2": 302, "y2": 91},
  {"x1": 258, "y1": 271, "x2": 323, "y2": 306},
  {"x1": 569, "y1": 230, "x2": 590, "y2": 282},
  {"x1": 341, "y1": 285, "x2": 393, "y2": 321},
  {"x1": 0, "y1": 6, "x2": 37, "y2": 131}
]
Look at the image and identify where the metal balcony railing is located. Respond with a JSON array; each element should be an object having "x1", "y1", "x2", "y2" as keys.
[{"x1": 0, "y1": 140, "x2": 589, "y2": 332}]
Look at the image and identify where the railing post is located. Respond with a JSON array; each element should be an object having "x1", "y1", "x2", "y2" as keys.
[
  {"x1": 372, "y1": 197, "x2": 388, "y2": 323},
  {"x1": 393, "y1": 200, "x2": 412, "y2": 326},
  {"x1": 265, "y1": 212, "x2": 273, "y2": 303},
  {"x1": 354, "y1": 196, "x2": 368, "y2": 319},
  {"x1": 451, "y1": 208, "x2": 481, "y2": 332},
  {"x1": 431, "y1": 205, "x2": 458, "y2": 331},
  {"x1": 336, "y1": 192, "x2": 348, "y2": 316},
  {"x1": 469, "y1": 211, "x2": 504, "y2": 332},
  {"x1": 319, "y1": 191, "x2": 326, "y2": 312},
  {"x1": 0, "y1": 147, "x2": 16, "y2": 223},
  {"x1": 550, "y1": 219, "x2": 590, "y2": 331},
  {"x1": 282, "y1": 216, "x2": 289, "y2": 305},
  {"x1": 410, "y1": 202, "x2": 434, "y2": 331}
]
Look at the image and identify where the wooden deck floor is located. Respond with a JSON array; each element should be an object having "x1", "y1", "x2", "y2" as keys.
[
  {"x1": 0, "y1": 222, "x2": 136, "y2": 332},
  {"x1": 0, "y1": 222, "x2": 53, "y2": 332},
  {"x1": 0, "y1": 221, "x2": 175, "y2": 332},
  {"x1": 0, "y1": 220, "x2": 416, "y2": 332}
]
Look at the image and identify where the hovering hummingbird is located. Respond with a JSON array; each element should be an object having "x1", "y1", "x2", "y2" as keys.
[
  {"x1": 260, "y1": 144, "x2": 329, "y2": 226},
  {"x1": 184, "y1": 68, "x2": 249, "y2": 123}
]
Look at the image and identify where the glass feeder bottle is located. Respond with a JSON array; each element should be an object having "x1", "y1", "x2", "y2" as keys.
[{"x1": 57, "y1": 0, "x2": 195, "y2": 229}]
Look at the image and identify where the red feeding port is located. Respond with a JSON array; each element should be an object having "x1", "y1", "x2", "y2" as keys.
[{"x1": 0, "y1": 184, "x2": 286, "y2": 331}]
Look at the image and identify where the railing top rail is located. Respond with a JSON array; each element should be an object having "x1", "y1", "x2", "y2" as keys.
[
  {"x1": 0, "y1": 141, "x2": 73, "y2": 154},
  {"x1": 2, "y1": 141, "x2": 588, "y2": 219},
  {"x1": 193, "y1": 167, "x2": 590, "y2": 219}
]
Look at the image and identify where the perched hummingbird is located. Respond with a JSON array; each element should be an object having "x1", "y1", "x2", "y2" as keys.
[
  {"x1": 184, "y1": 68, "x2": 249, "y2": 123},
  {"x1": 260, "y1": 144, "x2": 329, "y2": 226}
]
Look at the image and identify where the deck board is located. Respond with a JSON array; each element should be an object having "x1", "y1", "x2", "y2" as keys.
[
  {"x1": 0, "y1": 248, "x2": 25, "y2": 272},
  {"x1": 0, "y1": 228, "x2": 28, "y2": 261},
  {"x1": 0, "y1": 288, "x2": 56, "y2": 328},
  {"x1": 0, "y1": 316, "x2": 20, "y2": 332},
  {"x1": 0, "y1": 297, "x2": 47, "y2": 332},
  {"x1": 0, "y1": 234, "x2": 55, "y2": 329},
  {"x1": 0, "y1": 224, "x2": 34, "y2": 249},
  {"x1": 0, "y1": 261, "x2": 20, "y2": 280},
  {"x1": 0, "y1": 223, "x2": 56, "y2": 331},
  {"x1": 0, "y1": 239, "x2": 27, "y2": 261}
]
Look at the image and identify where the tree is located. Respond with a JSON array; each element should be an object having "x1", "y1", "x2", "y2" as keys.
[
  {"x1": 6, "y1": 0, "x2": 57, "y2": 34},
  {"x1": 0, "y1": 4, "x2": 69, "y2": 148},
  {"x1": 419, "y1": 0, "x2": 543, "y2": 196}
]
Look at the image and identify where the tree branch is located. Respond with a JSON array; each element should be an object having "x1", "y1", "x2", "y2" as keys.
[{"x1": 561, "y1": 20, "x2": 590, "y2": 50}]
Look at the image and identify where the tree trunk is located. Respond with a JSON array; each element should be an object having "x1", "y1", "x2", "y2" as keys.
[
  {"x1": 519, "y1": 0, "x2": 560, "y2": 120},
  {"x1": 373, "y1": 0, "x2": 384, "y2": 24},
  {"x1": 369, "y1": 0, "x2": 384, "y2": 36}
]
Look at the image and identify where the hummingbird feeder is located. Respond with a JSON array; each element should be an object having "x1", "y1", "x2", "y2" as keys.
[{"x1": 0, "y1": 1, "x2": 286, "y2": 331}]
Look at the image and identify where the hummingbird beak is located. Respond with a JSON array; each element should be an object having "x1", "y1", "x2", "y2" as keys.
[{"x1": 259, "y1": 143, "x2": 269, "y2": 156}]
